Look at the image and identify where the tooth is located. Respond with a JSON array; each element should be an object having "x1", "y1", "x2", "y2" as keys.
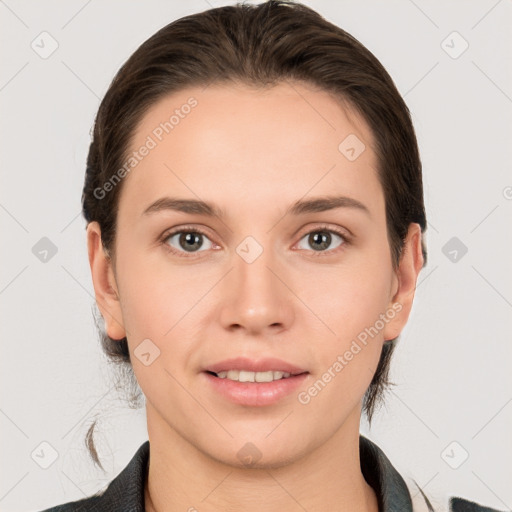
[
  {"x1": 214, "y1": 370, "x2": 293, "y2": 382},
  {"x1": 227, "y1": 370, "x2": 240, "y2": 381},
  {"x1": 238, "y1": 370, "x2": 255, "y2": 382},
  {"x1": 255, "y1": 371, "x2": 274, "y2": 382}
]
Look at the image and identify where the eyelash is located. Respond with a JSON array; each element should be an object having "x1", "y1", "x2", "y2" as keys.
[{"x1": 160, "y1": 224, "x2": 352, "y2": 259}]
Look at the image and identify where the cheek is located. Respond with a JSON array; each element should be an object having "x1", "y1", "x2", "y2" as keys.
[
  {"x1": 300, "y1": 287, "x2": 389, "y2": 416},
  {"x1": 113, "y1": 242, "x2": 215, "y2": 354},
  {"x1": 112, "y1": 240, "x2": 183, "y2": 340},
  {"x1": 300, "y1": 241, "x2": 394, "y2": 389},
  {"x1": 112, "y1": 247, "x2": 203, "y2": 400},
  {"x1": 303, "y1": 244, "x2": 393, "y2": 343}
]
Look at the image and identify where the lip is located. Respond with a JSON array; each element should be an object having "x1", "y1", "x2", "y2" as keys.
[
  {"x1": 202, "y1": 357, "x2": 309, "y2": 407},
  {"x1": 203, "y1": 357, "x2": 308, "y2": 375},
  {"x1": 202, "y1": 371, "x2": 309, "y2": 406}
]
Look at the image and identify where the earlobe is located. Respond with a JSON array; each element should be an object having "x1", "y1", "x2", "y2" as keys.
[
  {"x1": 86, "y1": 222, "x2": 126, "y2": 341},
  {"x1": 383, "y1": 223, "x2": 424, "y2": 341}
]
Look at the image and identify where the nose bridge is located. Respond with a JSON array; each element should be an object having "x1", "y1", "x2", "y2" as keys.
[
  {"x1": 236, "y1": 233, "x2": 279, "y2": 305},
  {"x1": 220, "y1": 233, "x2": 292, "y2": 332},
  {"x1": 237, "y1": 235, "x2": 275, "y2": 292}
]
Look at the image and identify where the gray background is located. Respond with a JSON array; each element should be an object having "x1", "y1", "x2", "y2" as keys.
[{"x1": 1, "y1": 1, "x2": 511, "y2": 511}]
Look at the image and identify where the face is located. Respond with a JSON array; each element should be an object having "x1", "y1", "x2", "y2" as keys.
[{"x1": 88, "y1": 81, "x2": 422, "y2": 468}]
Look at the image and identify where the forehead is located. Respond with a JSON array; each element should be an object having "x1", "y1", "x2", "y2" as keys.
[{"x1": 119, "y1": 81, "x2": 383, "y2": 219}]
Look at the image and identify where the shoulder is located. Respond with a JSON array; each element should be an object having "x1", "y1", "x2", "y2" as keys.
[
  {"x1": 36, "y1": 492, "x2": 105, "y2": 512},
  {"x1": 408, "y1": 479, "x2": 506, "y2": 512},
  {"x1": 359, "y1": 435, "x2": 505, "y2": 512},
  {"x1": 448, "y1": 496, "x2": 507, "y2": 512},
  {"x1": 36, "y1": 440, "x2": 150, "y2": 512}
]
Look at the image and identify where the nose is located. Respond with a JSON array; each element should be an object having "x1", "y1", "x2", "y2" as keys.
[{"x1": 218, "y1": 239, "x2": 295, "y2": 335}]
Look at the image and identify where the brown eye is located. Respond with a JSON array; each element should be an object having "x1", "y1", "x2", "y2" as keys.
[
  {"x1": 164, "y1": 230, "x2": 214, "y2": 254},
  {"x1": 296, "y1": 229, "x2": 346, "y2": 253}
]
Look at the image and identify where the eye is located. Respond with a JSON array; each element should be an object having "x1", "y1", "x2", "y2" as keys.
[
  {"x1": 160, "y1": 224, "x2": 350, "y2": 258},
  {"x1": 163, "y1": 228, "x2": 215, "y2": 256},
  {"x1": 295, "y1": 226, "x2": 348, "y2": 254}
]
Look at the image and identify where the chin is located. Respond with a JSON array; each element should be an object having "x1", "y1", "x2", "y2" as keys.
[{"x1": 201, "y1": 435, "x2": 310, "y2": 471}]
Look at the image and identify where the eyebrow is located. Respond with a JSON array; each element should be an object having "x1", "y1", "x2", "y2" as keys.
[{"x1": 141, "y1": 195, "x2": 370, "y2": 219}]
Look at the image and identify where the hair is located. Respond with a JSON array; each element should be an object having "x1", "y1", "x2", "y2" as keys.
[{"x1": 81, "y1": 0, "x2": 427, "y2": 468}]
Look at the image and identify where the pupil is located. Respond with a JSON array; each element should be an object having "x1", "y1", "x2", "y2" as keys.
[
  {"x1": 310, "y1": 231, "x2": 330, "y2": 251},
  {"x1": 177, "y1": 231, "x2": 332, "y2": 253},
  {"x1": 180, "y1": 232, "x2": 202, "y2": 251}
]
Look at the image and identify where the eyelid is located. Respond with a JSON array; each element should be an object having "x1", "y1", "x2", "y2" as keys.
[
  {"x1": 160, "y1": 223, "x2": 352, "y2": 257},
  {"x1": 163, "y1": 224, "x2": 214, "y2": 239},
  {"x1": 292, "y1": 223, "x2": 352, "y2": 256},
  {"x1": 294, "y1": 223, "x2": 352, "y2": 243},
  {"x1": 160, "y1": 224, "x2": 218, "y2": 257}
]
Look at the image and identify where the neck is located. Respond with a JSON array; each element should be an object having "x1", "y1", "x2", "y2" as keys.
[{"x1": 144, "y1": 404, "x2": 378, "y2": 512}]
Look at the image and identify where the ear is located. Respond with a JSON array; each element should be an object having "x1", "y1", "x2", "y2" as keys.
[
  {"x1": 383, "y1": 223, "x2": 424, "y2": 341},
  {"x1": 86, "y1": 222, "x2": 126, "y2": 340}
]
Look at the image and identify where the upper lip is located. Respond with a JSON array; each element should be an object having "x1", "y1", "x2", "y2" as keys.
[{"x1": 204, "y1": 357, "x2": 308, "y2": 375}]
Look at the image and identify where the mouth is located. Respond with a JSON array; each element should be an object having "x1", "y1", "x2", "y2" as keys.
[
  {"x1": 203, "y1": 356, "x2": 308, "y2": 377},
  {"x1": 204, "y1": 369, "x2": 307, "y2": 382},
  {"x1": 201, "y1": 358, "x2": 310, "y2": 406}
]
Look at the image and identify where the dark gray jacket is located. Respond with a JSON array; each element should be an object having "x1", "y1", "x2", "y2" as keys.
[{"x1": 39, "y1": 435, "x2": 504, "y2": 511}]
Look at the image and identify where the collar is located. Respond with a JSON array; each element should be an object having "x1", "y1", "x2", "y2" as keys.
[
  {"x1": 359, "y1": 434, "x2": 414, "y2": 511},
  {"x1": 95, "y1": 434, "x2": 413, "y2": 512}
]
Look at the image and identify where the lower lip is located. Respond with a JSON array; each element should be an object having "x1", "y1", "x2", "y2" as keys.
[{"x1": 202, "y1": 372, "x2": 309, "y2": 407}]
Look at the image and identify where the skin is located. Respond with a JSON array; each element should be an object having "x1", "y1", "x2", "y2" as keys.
[{"x1": 87, "y1": 81, "x2": 423, "y2": 512}]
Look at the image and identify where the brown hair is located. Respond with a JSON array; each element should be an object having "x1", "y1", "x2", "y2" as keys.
[{"x1": 82, "y1": 0, "x2": 427, "y2": 468}]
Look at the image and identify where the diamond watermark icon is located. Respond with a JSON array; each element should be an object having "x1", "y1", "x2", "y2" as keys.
[
  {"x1": 32, "y1": 237, "x2": 58, "y2": 263},
  {"x1": 31, "y1": 31, "x2": 59, "y2": 59},
  {"x1": 441, "y1": 31, "x2": 469, "y2": 59},
  {"x1": 236, "y1": 236, "x2": 263, "y2": 264},
  {"x1": 134, "y1": 338, "x2": 161, "y2": 366},
  {"x1": 442, "y1": 236, "x2": 468, "y2": 263},
  {"x1": 31, "y1": 441, "x2": 59, "y2": 469},
  {"x1": 441, "y1": 441, "x2": 469, "y2": 469},
  {"x1": 338, "y1": 134, "x2": 366, "y2": 161},
  {"x1": 237, "y1": 442, "x2": 263, "y2": 467}
]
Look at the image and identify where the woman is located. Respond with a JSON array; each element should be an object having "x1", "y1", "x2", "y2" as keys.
[{"x1": 40, "y1": 1, "x2": 503, "y2": 511}]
